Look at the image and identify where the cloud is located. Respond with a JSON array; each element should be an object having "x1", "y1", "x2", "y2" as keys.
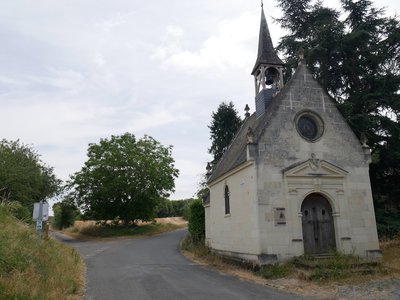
[
  {"x1": 0, "y1": 0, "x2": 295, "y2": 202},
  {"x1": 172, "y1": 159, "x2": 207, "y2": 199},
  {"x1": 125, "y1": 110, "x2": 191, "y2": 133},
  {"x1": 93, "y1": 52, "x2": 106, "y2": 67},
  {"x1": 154, "y1": 12, "x2": 258, "y2": 72},
  {"x1": 95, "y1": 12, "x2": 130, "y2": 34}
]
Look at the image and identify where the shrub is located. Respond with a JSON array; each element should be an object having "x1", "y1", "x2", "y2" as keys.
[
  {"x1": 188, "y1": 199, "x2": 205, "y2": 241},
  {"x1": 181, "y1": 200, "x2": 192, "y2": 220},
  {"x1": 52, "y1": 200, "x2": 80, "y2": 230},
  {"x1": 375, "y1": 210, "x2": 400, "y2": 240}
]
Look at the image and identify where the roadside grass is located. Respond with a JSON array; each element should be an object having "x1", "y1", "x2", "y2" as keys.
[
  {"x1": 0, "y1": 203, "x2": 84, "y2": 300},
  {"x1": 180, "y1": 235, "x2": 227, "y2": 268},
  {"x1": 181, "y1": 234, "x2": 400, "y2": 284},
  {"x1": 381, "y1": 238, "x2": 400, "y2": 273},
  {"x1": 290, "y1": 252, "x2": 388, "y2": 282},
  {"x1": 256, "y1": 262, "x2": 295, "y2": 279},
  {"x1": 181, "y1": 235, "x2": 210, "y2": 257},
  {"x1": 64, "y1": 220, "x2": 185, "y2": 238}
]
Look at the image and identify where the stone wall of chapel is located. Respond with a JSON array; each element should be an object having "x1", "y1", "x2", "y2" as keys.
[
  {"x1": 254, "y1": 67, "x2": 379, "y2": 259},
  {"x1": 255, "y1": 68, "x2": 370, "y2": 208},
  {"x1": 256, "y1": 166, "x2": 303, "y2": 260},
  {"x1": 255, "y1": 164, "x2": 380, "y2": 259},
  {"x1": 205, "y1": 164, "x2": 260, "y2": 256},
  {"x1": 257, "y1": 69, "x2": 367, "y2": 170}
]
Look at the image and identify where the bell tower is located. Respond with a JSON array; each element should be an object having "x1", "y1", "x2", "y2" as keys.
[{"x1": 252, "y1": 2, "x2": 284, "y2": 117}]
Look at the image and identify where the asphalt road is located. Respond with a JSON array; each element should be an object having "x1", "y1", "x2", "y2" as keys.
[{"x1": 53, "y1": 229, "x2": 302, "y2": 300}]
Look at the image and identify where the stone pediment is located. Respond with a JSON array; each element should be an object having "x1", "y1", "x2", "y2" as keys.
[{"x1": 283, "y1": 157, "x2": 348, "y2": 178}]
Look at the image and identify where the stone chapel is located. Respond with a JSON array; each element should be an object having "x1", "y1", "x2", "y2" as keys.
[{"x1": 204, "y1": 5, "x2": 381, "y2": 264}]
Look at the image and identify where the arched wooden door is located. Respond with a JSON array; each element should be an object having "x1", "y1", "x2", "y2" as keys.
[{"x1": 301, "y1": 194, "x2": 336, "y2": 255}]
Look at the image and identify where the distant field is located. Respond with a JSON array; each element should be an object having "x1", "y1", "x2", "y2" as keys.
[
  {"x1": 65, "y1": 217, "x2": 188, "y2": 238},
  {"x1": 74, "y1": 216, "x2": 187, "y2": 228}
]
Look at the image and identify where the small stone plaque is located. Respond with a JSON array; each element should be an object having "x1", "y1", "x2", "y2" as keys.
[{"x1": 274, "y1": 207, "x2": 286, "y2": 226}]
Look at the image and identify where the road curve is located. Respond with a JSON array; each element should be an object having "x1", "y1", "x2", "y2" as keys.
[{"x1": 53, "y1": 229, "x2": 302, "y2": 300}]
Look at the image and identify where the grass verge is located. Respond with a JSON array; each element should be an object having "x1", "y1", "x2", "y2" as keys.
[
  {"x1": 256, "y1": 262, "x2": 295, "y2": 279},
  {"x1": 180, "y1": 235, "x2": 254, "y2": 271},
  {"x1": 64, "y1": 221, "x2": 185, "y2": 238},
  {"x1": 181, "y1": 235, "x2": 211, "y2": 258},
  {"x1": 290, "y1": 252, "x2": 387, "y2": 282},
  {"x1": 0, "y1": 203, "x2": 84, "y2": 300},
  {"x1": 181, "y1": 234, "x2": 400, "y2": 284}
]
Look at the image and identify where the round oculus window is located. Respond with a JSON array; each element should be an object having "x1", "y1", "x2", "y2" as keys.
[{"x1": 296, "y1": 112, "x2": 324, "y2": 142}]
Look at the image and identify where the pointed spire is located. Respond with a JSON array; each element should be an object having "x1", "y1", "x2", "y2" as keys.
[{"x1": 251, "y1": 5, "x2": 284, "y2": 75}]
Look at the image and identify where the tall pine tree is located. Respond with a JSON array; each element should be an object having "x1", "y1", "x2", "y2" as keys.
[
  {"x1": 276, "y1": 0, "x2": 400, "y2": 211},
  {"x1": 208, "y1": 101, "x2": 242, "y2": 166}
]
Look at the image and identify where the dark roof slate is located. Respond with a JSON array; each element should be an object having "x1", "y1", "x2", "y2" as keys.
[
  {"x1": 207, "y1": 114, "x2": 256, "y2": 183},
  {"x1": 251, "y1": 7, "x2": 284, "y2": 75}
]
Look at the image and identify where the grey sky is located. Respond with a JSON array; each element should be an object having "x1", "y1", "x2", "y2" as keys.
[{"x1": 1, "y1": 0, "x2": 399, "y2": 201}]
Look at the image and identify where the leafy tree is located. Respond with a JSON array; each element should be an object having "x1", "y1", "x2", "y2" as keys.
[
  {"x1": 52, "y1": 197, "x2": 80, "y2": 230},
  {"x1": 188, "y1": 199, "x2": 205, "y2": 241},
  {"x1": 196, "y1": 174, "x2": 210, "y2": 201},
  {"x1": 203, "y1": 102, "x2": 241, "y2": 201},
  {"x1": 375, "y1": 210, "x2": 400, "y2": 239},
  {"x1": 0, "y1": 139, "x2": 61, "y2": 211},
  {"x1": 154, "y1": 198, "x2": 174, "y2": 218},
  {"x1": 68, "y1": 133, "x2": 179, "y2": 224},
  {"x1": 175, "y1": 198, "x2": 195, "y2": 220},
  {"x1": 208, "y1": 101, "x2": 242, "y2": 166},
  {"x1": 276, "y1": 0, "x2": 400, "y2": 211},
  {"x1": 154, "y1": 198, "x2": 194, "y2": 218}
]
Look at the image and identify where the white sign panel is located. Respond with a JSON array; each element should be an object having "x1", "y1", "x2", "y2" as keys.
[{"x1": 32, "y1": 202, "x2": 49, "y2": 221}]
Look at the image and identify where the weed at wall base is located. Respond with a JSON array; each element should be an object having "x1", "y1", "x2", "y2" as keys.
[{"x1": 256, "y1": 263, "x2": 295, "y2": 279}]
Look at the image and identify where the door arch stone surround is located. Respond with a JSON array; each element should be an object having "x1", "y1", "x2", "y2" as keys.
[{"x1": 283, "y1": 158, "x2": 349, "y2": 256}]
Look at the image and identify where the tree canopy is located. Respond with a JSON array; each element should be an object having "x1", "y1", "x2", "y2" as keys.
[
  {"x1": 276, "y1": 0, "x2": 400, "y2": 210},
  {"x1": 208, "y1": 101, "x2": 242, "y2": 166},
  {"x1": 68, "y1": 133, "x2": 179, "y2": 223},
  {"x1": 52, "y1": 196, "x2": 80, "y2": 230},
  {"x1": 0, "y1": 139, "x2": 61, "y2": 210},
  {"x1": 154, "y1": 198, "x2": 192, "y2": 219}
]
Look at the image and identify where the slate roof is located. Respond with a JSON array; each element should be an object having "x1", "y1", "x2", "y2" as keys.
[
  {"x1": 251, "y1": 7, "x2": 284, "y2": 75},
  {"x1": 208, "y1": 61, "x2": 313, "y2": 184}
]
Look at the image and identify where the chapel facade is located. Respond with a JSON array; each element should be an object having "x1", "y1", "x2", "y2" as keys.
[{"x1": 204, "y1": 5, "x2": 381, "y2": 264}]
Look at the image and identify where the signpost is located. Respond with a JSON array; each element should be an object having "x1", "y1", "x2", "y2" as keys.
[
  {"x1": 36, "y1": 220, "x2": 43, "y2": 231},
  {"x1": 33, "y1": 200, "x2": 49, "y2": 239},
  {"x1": 33, "y1": 201, "x2": 49, "y2": 221}
]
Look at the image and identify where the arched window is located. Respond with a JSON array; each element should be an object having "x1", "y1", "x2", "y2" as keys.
[{"x1": 224, "y1": 185, "x2": 230, "y2": 215}]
